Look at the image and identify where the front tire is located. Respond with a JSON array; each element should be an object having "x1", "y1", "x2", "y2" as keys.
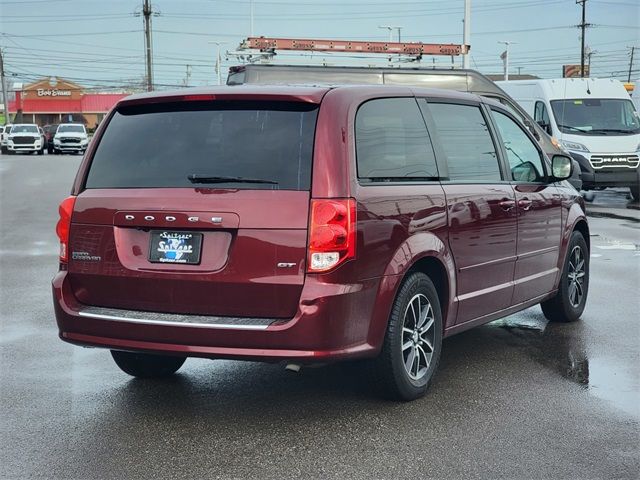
[
  {"x1": 541, "y1": 231, "x2": 589, "y2": 322},
  {"x1": 372, "y1": 272, "x2": 443, "y2": 401},
  {"x1": 630, "y1": 184, "x2": 639, "y2": 202},
  {"x1": 111, "y1": 350, "x2": 186, "y2": 378}
]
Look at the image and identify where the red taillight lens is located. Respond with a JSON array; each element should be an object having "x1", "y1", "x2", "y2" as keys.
[
  {"x1": 56, "y1": 196, "x2": 76, "y2": 263},
  {"x1": 308, "y1": 198, "x2": 356, "y2": 272}
]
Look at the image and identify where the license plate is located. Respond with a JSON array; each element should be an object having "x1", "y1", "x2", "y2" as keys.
[{"x1": 148, "y1": 231, "x2": 203, "y2": 265}]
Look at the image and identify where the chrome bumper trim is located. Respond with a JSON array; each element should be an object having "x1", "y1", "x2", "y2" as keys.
[{"x1": 78, "y1": 306, "x2": 276, "y2": 330}]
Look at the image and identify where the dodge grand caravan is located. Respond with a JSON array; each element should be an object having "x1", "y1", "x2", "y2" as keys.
[{"x1": 53, "y1": 85, "x2": 589, "y2": 400}]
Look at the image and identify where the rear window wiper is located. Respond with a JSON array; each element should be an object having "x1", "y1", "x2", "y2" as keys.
[{"x1": 188, "y1": 175, "x2": 279, "y2": 185}]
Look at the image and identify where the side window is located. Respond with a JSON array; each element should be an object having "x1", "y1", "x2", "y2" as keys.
[
  {"x1": 534, "y1": 101, "x2": 551, "y2": 133},
  {"x1": 355, "y1": 98, "x2": 438, "y2": 180},
  {"x1": 427, "y1": 103, "x2": 502, "y2": 181},
  {"x1": 491, "y1": 109, "x2": 546, "y2": 182}
]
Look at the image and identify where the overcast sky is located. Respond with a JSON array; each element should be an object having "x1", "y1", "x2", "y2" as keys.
[{"x1": 0, "y1": 0, "x2": 638, "y2": 90}]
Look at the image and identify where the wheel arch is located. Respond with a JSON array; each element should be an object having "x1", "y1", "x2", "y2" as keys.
[
  {"x1": 367, "y1": 234, "x2": 456, "y2": 352},
  {"x1": 406, "y1": 256, "x2": 450, "y2": 330},
  {"x1": 573, "y1": 218, "x2": 590, "y2": 252}
]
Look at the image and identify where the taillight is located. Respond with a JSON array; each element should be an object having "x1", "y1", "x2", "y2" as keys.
[
  {"x1": 56, "y1": 196, "x2": 76, "y2": 263},
  {"x1": 308, "y1": 198, "x2": 356, "y2": 272}
]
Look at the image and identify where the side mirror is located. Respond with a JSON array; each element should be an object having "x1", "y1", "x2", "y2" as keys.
[{"x1": 551, "y1": 154, "x2": 572, "y2": 180}]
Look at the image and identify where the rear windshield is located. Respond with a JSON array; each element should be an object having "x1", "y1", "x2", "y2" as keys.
[{"x1": 85, "y1": 100, "x2": 318, "y2": 190}]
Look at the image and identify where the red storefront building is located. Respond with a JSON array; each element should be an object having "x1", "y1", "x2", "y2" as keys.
[{"x1": 8, "y1": 77, "x2": 130, "y2": 129}]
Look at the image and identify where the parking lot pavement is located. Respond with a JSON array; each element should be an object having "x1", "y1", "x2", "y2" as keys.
[{"x1": 1, "y1": 154, "x2": 639, "y2": 479}]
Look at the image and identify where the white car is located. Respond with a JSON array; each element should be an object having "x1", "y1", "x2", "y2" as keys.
[
  {"x1": 53, "y1": 123, "x2": 89, "y2": 155},
  {"x1": 6, "y1": 124, "x2": 44, "y2": 155},
  {"x1": 1, "y1": 124, "x2": 13, "y2": 154}
]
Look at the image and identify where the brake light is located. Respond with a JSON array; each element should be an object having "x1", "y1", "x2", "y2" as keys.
[
  {"x1": 308, "y1": 198, "x2": 356, "y2": 272},
  {"x1": 56, "y1": 196, "x2": 76, "y2": 263}
]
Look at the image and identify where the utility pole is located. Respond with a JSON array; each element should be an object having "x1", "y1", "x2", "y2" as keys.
[
  {"x1": 143, "y1": 0, "x2": 154, "y2": 91},
  {"x1": 628, "y1": 46, "x2": 635, "y2": 82},
  {"x1": 576, "y1": 0, "x2": 590, "y2": 78},
  {"x1": 498, "y1": 41, "x2": 515, "y2": 81},
  {"x1": 183, "y1": 65, "x2": 192, "y2": 87},
  {"x1": 0, "y1": 48, "x2": 9, "y2": 125},
  {"x1": 462, "y1": 0, "x2": 471, "y2": 69},
  {"x1": 209, "y1": 41, "x2": 228, "y2": 85}
]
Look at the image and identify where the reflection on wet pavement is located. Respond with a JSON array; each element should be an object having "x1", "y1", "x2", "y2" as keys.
[{"x1": 489, "y1": 310, "x2": 639, "y2": 418}]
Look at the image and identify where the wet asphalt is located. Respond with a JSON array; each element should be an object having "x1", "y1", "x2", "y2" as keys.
[{"x1": 1, "y1": 154, "x2": 638, "y2": 479}]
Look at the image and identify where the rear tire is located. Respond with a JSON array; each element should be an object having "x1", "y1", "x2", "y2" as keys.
[
  {"x1": 111, "y1": 350, "x2": 186, "y2": 378},
  {"x1": 371, "y1": 272, "x2": 443, "y2": 401},
  {"x1": 541, "y1": 231, "x2": 589, "y2": 322}
]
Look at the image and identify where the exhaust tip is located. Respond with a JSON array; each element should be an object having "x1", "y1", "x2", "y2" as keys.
[{"x1": 285, "y1": 363, "x2": 301, "y2": 373}]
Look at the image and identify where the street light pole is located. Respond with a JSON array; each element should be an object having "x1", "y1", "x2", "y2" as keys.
[
  {"x1": 498, "y1": 40, "x2": 515, "y2": 81},
  {"x1": 378, "y1": 25, "x2": 403, "y2": 42},
  {"x1": 462, "y1": 0, "x2": 471, "y2": 69},
  {"x1": 209, "y1": 41, "x2": 228, "y2": 85}
]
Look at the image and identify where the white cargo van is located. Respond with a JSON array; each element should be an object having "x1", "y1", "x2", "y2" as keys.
[{"x1": 498, "y1": 78, "x2": 640, "y2": 200}]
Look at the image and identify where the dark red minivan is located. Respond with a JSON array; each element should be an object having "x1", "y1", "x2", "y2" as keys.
[{"x1": 53, "y1": 85, "x2": 589, "y2": 400}]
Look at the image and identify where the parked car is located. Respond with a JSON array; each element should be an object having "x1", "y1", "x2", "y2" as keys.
[
  {"x1": 227, "y1": 64, "x2": 583, "y2": 191},
  {"x1": 53, "y1": 85, "x2": 589, "y2": 400},
  {"x1": 6, "y1": 123, "x2": 44, "y2": 155},
  {"x1": 498, "y1": 78, "x2": 640, "y2": 200},
  {"x1": 1, "y1": 124, "x2": 13, "y2": 154},
  {"x1": 43, "y1": 124, "x2": 59, "y2": 154},
  {"x1": 53, "y1": 123, "x2": 89, "y2": 154}
]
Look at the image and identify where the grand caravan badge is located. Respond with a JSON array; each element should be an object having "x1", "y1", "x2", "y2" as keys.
[{"x1": 148, "y1": 231, "x2": 203, "y2": 265}]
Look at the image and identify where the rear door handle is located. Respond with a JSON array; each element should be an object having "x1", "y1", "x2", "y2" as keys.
[
  {"x1": 518, "y1": 198, "x2": 533, "y2": 210},
  {"x1": 499, "y1": 199, "x2": 516, "y2": 211}
]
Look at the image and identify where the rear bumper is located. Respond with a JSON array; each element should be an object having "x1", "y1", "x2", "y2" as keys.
[{"x1": 53, "y1": 270, "x2": 383, "y2": 363}]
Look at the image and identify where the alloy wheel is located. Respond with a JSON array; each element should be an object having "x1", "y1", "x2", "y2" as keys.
[
  {"x1": 567, "y1": 245, "x2": 586, "y2": 308},
  {"x1": 401, "y1": 293, "x2": 435, "y2": 380}
]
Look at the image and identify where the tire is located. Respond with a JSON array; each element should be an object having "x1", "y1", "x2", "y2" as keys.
[
  {"x1": 630, "y1": 184, "x2": 639, "y2": 202},
  {"x1": 541, "y1": 231, "x2": 589, "y2": 323},
  {"x1": 37, "y1": 147, "x2": 44, "y2": 155},
  {"x1": 371, "y1": 272, "x2": 443, "y2": 401},
  {"x1": 111, "y1": 350, "x2": 186, "y2": 378}
]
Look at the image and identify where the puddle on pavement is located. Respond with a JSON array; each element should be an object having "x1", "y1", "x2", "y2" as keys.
[
  {"x1": 489, "y1": 313, "x2": 639, "y2": 418},
  {"x1": 592, "y1": 236, "x2": 640, "y2": 251}
]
